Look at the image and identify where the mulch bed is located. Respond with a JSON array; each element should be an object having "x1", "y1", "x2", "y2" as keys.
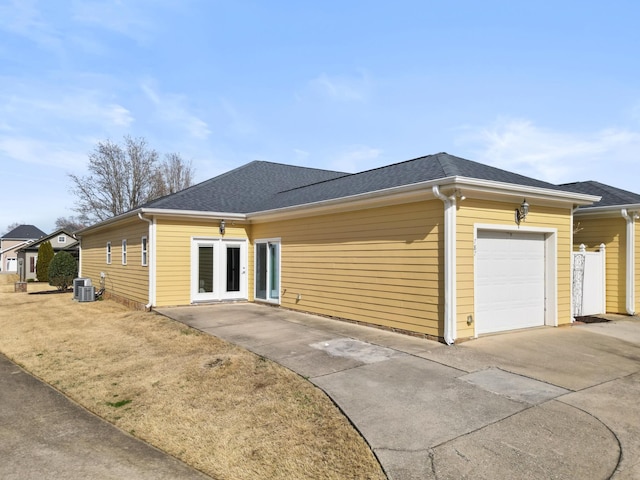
[
  {"x1": 574, "y1": 315, "x2": 611, "y2": 324},
  {"x1": 29, "y1": 289, "x2": 72, "y2": 295}
]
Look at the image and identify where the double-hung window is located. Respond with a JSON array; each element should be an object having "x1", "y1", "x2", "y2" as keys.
[
  {"x1": 141, "y1": 236, "x2": 148, "y2": 266},
  {"x1": 106, "y1": 242, "x2": 112, "y2": 264},
  {"x1": 122, "y1": 239, "x2": 127, "y2": 265}
]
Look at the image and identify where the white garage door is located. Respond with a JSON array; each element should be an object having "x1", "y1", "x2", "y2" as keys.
[{"x1": 476, "y1": 230, "x2": 546, "y2": 335}]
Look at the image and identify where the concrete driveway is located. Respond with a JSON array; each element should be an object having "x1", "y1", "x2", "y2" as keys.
[{"x1": 159, "y1": 304, "x2": 640, "y2": 480}]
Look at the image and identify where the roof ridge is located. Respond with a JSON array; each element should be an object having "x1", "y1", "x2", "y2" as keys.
[
  {"x1": 253, "y1": 160, "x2": 347, "y2": 175},
  {"x1": 273, "y1": 154, "x2": 445, "y2": 195}
]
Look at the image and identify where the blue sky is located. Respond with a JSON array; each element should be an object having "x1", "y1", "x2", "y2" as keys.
[{"x1": 1, "y1": 0, "x2": 639, "y2": 233}]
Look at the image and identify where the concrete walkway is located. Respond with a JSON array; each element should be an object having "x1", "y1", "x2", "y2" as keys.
[
  {"x1": 0, "y1": 354, "x2": 211, "y2": 480},
  {"x1": 159, "y1": 304, "x2": 640, "y2": 480}
]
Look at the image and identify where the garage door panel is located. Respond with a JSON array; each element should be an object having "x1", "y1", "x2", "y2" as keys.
[{"x1": 476, "y1": 230, "x2": 545, "y2": 335}]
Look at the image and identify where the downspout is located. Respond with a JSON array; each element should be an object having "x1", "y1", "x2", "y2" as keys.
[
  {"x1": 76, "y1": 235, "x2": 83, "y2": 277},
  {"x1": 621, "y1": 209, "x2": 638, "y2": 315},
  {"x1": 433, "y1": 186, "x2": 457, "y2": 345},
  {"x1": 138, "y1": 212, "x2": 155, "y2": 310}
]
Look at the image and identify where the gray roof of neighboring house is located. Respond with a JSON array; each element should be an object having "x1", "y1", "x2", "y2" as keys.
[
  {"x1": 559, "y1": 181, "x2": 640, "y2": 209},
  {"x1": 1, "y1": 224, "x2": 46, "y2": 240},
  {"x1": 143, "y1": 153, "x2": 569, "y2": 214},
  {"x1": 18, "y1": 229, "x2": 79, "y2": 252}
]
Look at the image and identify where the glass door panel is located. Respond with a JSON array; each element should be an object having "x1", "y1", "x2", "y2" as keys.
[
  {"x1": 193, "y1": 242, "x2": 217, "y2": 302},
  {"x1": 198, "y1": 246, "x2": 214, "y2": 293},
  {"x1": 226, "y1": 246, "x2": 240, "y2": 292},
  {"x1": 269, "y1": 243, "x2": 279, "y2": 300},
  {"x1": 255, "y1": 243, "x2": 267, "y2": 300}
]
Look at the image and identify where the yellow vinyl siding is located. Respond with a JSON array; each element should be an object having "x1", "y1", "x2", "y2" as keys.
[
  {"x1": 573, "y1": 216, "x2": 626, "y2": 313},
  {"x1": 154, "y1": 219, "x2": 251, "y2": 307},
  {"x1": 251, "y1": 201, "x2": 444, "y2": 337},
  {"x1": 80, "y1": 218, "x2": 149, "y2": 306},
  {"x1": 456, "y1": 199, "x2": 573, "y2": 339}
]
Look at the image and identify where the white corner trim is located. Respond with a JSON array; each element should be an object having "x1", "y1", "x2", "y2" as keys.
[
  {"x1": 433, "y1": 186, "x2": 456, "y2": 345},
  {"x1": 621, "y1": 209, "x2": 637, "y2": 315},
  {"x1": 138, "y1": 213, "x2": 156, "y2": 308}
]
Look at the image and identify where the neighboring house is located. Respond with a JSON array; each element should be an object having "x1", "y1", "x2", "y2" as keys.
[
  {"x1": 77, "y1": 153, "x2": 600, "y2": 344},
  {"x1": 17, "y1": 229, "x2": 79, "y2": 281},
  {"x1": 0, "y1": 225, "x2": 46, "y2": 273},
  {"x1": 560, "y1": 181, "x2": 640, "y2": 315}
]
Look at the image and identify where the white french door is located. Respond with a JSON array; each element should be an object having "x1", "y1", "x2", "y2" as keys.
[{"x1": 192, "y1": 239, "x2": 247, "y2": 302}]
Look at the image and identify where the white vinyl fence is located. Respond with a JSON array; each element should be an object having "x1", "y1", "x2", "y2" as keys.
[{"x1": 572, "y1": 244, "x2": 606, "y2": 317}]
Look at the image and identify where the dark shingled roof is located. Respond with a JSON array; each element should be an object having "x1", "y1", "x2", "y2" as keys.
[
  {"x1": 559, "y1": 181, "x2": 640, "y2": 209},
  {"x1": 142, "y1": 161, "x2": 348, "y2": 213},
  {"x1": 142, "y1": 153, "x2": 570, "y2": 215},
  {"x1": 1, "y1": 224, "x2": 46, "y2": 240},
  {"x1": 261, "y1": 152, "x2": 567, "y2": 211}
]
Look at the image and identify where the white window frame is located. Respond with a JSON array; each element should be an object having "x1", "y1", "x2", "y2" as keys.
[
  {"x1": 141, "y1": 236, "x2": 148, "y2": 266},
  {"x1": 58, "y1": 235, "x2": 66, "y2": 244},
  {"x1": 122, "y1": 239, "x2": 127, "y2": 265},
  {"x1": 106, "y1": 242, "x2": 112, "y2": 265}
]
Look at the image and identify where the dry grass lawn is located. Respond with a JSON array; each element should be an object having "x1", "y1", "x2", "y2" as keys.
[{"x1": 0, "y1": 276, "x2": 385, "y2": 480}]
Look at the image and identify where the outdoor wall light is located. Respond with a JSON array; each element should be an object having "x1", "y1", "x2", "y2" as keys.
[
  {"x1": 515, "y1": 199, "x2": 529, "y2": 225},
  {"x1": 219, "y1": 219, "x2": 226, "y2": 235}
]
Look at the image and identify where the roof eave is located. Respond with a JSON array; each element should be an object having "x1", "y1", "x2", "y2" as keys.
[
  {"x1": 140, "y1": 208, "x2": 247, "y2": 222},
  {"x1": 454, "y1": 177, "x2": 600, "y2": 206},
  {"x1": 76, "y1": 208, "x2": 248, "y2": 235},
  {"x1": 248, "y1": 176, "x2": 599, "y2": 222},
  {"x1": 574, "y1": 203, "x2": 640, "y2": 217}
]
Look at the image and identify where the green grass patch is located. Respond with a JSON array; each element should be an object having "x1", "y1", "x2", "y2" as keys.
[{"x1": 106, "y1": 399, "x2": 132, "y2": 408}]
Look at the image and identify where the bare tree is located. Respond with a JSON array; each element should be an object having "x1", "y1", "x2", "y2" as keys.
[
  {"x1": 55, "y1": 216, "x2": 87, "y2": 233},
  {"x1": 3, "y1": 222, "x2": 21, "y2": 235},
  {"x1": 68, "y1": 136, "x2": 195, "y2": 224},
  {"x1": 153, "y1": 153, "x2": 195, "y2": 197}
]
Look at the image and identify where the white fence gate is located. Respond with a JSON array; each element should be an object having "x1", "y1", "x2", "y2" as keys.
[{"x1": 572, "y1": 244, "x2": 606, "y2": 317}]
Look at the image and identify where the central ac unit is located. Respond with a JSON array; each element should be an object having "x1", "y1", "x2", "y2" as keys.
[
  {"x1": 78, "y1": 285, "x2": 95, "y2": 302},
  {"x1": 73, "y1": 278, "x2": 92, "y2": 300}
]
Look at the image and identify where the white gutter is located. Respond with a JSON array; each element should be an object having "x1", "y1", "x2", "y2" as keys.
[
  {"x1": 138, "y1": 213, "x2": 156, "y2": 310},
  {"x1": 433, "y1": 185, "x2": 457, "y2": 345},
  {"x1": 77, "y1": 208, "x2": 247, "y2": 235},
  {"x1": 575, "y1": 203, "x2": 640, "y2": 216},
  {"x1": 621, "y1": 209, "x2": 638, "y2": 315},
  {"x1": 250, "y1": 176, "x2": 599, "y2": 223}
]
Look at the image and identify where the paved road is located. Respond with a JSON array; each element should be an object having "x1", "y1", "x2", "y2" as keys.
[
  {"x1": 160, "y1": 304, "x2": 640, "y2": 480},
  {"x1": 0, "y1": 353, "x2": 211, "y2": 480}
]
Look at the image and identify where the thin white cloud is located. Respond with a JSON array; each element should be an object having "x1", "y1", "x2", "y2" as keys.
[
  {"x1": 0, "y1": 0, "x2": 63, "y2": 52},
  {"x1": 219, "y1": 98, "x2": 256, "y2": 137},
  {"x1": 293, "y1": 148, "x2": 310, "y2": 160},
  {"x1": 457, "y1": 117, "x2": 640, "y2": 184},
  {"x1": 328, "y1": 145, "x2": 383, "y2": 173},
  {"x1": 0, "y1": 88, "x2": 133, "y2": 129},
  {"x1": 70, "y1": 0, "x2": 155, "y2": 44},
  {"x1": 308, "y1": 71, "x2": 372, "y2": 102},
  {"x1": 141, "y1": 81, "x2": 211, "y2": 139},
  {"x1": 0, "y1": 136, "x2": 87, "y2": 170}
]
